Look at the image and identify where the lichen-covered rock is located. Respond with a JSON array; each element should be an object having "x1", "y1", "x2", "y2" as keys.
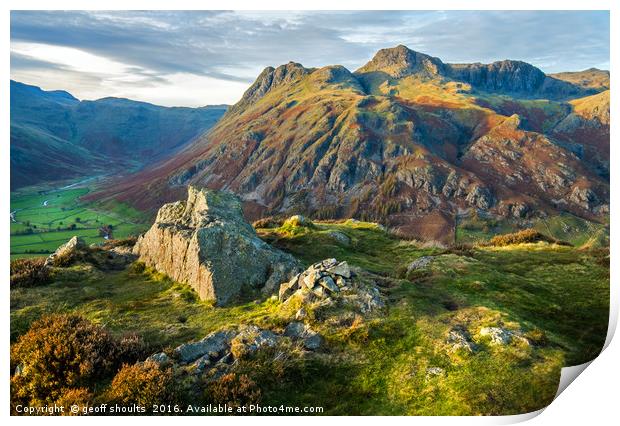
[
  {"x1": 174, "y1": 330, "x2": 235, "y2": 364},
  {"x1": 284, "y1": 322, "x2": 322, "y2": 350},
  {"x1": 446, "y1": 326, "x2": 475, "y2": 353},
  {"x1": 45, "y1": 236, "x2": 87, "y2": 267},
  {"x1": 146, "y1": 352, "x2": 171, "y2": 365},
  {"x1": 479, "y1": 327, "x2": 512, "y2": 345},
  {"x1": 328, "y1": 231, "x2": 351, "y2": 246},
  {"x1": 133, "y1": 186, "x2": 300, "y2": 305},
  {"x1": 45, "y1": 236, "x2": 135, "y2": 270},
  {"x1": 406, "y1": 256, "x2": 434, "y2": 273},
  {"x1": 278, "y1": 259, "x2": 353, "y2": 302}
]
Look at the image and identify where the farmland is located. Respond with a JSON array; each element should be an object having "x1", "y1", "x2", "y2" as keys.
[{"x1": 10, "y1": 181, "x2": 149, "y2": 259}]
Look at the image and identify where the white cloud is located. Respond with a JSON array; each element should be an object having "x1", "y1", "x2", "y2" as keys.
[
  {"x1": 11, "y1": 42, "x2": 134, "y2": 76},
  {"x1": 121, "y1": 73, "x2": 249, "y2": 107}
]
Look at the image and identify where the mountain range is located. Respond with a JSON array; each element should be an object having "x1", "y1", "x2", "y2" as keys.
[
  {"x1": 88, "y1": 45, "x2": 609, "y2": 243},
  {"x1": 10, "y1": 80, "x2": 227, "y2": 190}
]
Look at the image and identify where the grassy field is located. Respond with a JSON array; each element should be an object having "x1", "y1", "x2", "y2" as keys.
[
  {"x1": 10, "y1": 219, "x2": 609, "y2": 415},
  {"x1": 455, "y1": 211, "x2": 609, "y2": 248},
  {"x1": 10, "y1": 183, "x2": 149, "y2": 259}
]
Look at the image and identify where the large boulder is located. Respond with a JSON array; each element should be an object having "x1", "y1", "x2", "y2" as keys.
[{"x1": 133, "y1": 186, "x2": 300, "y2": 305}]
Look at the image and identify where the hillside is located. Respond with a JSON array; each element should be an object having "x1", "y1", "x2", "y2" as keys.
[
  {"x1": 549, "y1": 68, "x2": 610, "y2": 91},
  {"x1": 90, "y1": 45, "x2": 609, "y2": 244},
  {"x1": 10, "y1": 195, "x2": 609, "y2": 415},
  {"x1": 10, "y1": 80, "x2": 227, "y2": 189}
]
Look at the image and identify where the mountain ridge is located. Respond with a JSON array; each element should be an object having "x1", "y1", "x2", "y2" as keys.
[
  {"x1": 79, "y1": 45, "x2": 610, "y2": 243},
  {"x1": 10, "y1": 80, "x2": 228, "y2": 190}
]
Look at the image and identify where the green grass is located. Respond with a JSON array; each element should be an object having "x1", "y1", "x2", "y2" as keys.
[
  {"x1": 455, "y1": 212, "x2": 609, "y2": 248},
  {"x1": 10, "y1": 265, "x2": 289, "y2": 348},
  {"x1": 10, "y1": 183, "x2": 149, "y2": 259},
  {"x1": 10, "y1": 219, "x2": 609, "y2": 415},
  {"x1": 258, "y1": 219, "x2": 440, "y2": 273}
]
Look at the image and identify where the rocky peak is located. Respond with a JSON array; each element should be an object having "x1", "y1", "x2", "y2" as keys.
[
  {"x1": 447, "y1": 60, "x2": 547, "y2": 93},
  {"x1": 229, "y1": 61, "x2": 310, "y2": 114},
  {"x1": 355, "y1": 44, "x2": 446, "y2": 78}
]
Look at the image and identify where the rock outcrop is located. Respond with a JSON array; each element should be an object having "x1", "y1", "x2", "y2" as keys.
[
  {"x1": 45, "y1": 236, "x2": 136, "y2": 270},
  {"x1": 279, "y1": 258, "x2": 353, "y2": 301},
  {"x1": 279, "y1": 258, "x2": 385, "y2": 314},
  {"x1": 133, "y1": 186, "x2": 300, "y2": 305}
]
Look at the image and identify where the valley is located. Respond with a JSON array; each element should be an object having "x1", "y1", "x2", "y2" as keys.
[{"x1": 10, "y1": 178, "x2": 149, "y2": 259}]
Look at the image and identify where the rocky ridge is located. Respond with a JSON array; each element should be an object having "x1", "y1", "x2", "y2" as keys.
[{"x1": 98, "y1": 45, "x2": 609, "y2": 244}]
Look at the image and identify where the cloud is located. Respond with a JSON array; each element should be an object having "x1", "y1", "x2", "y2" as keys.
[{"x1": 10, "y1": 10, "x2": 610, "y2": 106}]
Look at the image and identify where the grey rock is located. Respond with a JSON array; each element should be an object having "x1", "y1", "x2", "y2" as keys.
[
  {"x1": 311, "y1": 285, "x2": 326, "y2": 298},
  {"x1": 479, "y1": 327, "x2": 512, "y2": 345},
  {"x1": 327, "y1": 261, "x2": 352, "y2": 278},
  {"x1": 133, "y1": 187, "x2": 300, "y2": 305},
  {"x1": 426, "y1": 367, "x2": 445, "y2": 378},
  {"x1": 284, "y1": 322, "x2": 322, "y2": 350},
  {"x1": 45, "y1": 236, "x2": 87, "y2": 266},
  {"x1": 446, "y1": 327, "x2": 475, "y2": 353},
  {"x1": 406, "y1": 256, "x2": 434, "y2": 272},
  {"x1": 147, "y1": 352, "x2": 171, "y2": 365},
  {"x1": 191, "y1": 354, "x2": 212, "y2": 372},
  {"x1": 174, "y1": 330, "x2": 235, "y2": 364},
  {"x1": 301, "y1": 269, "x2": 321, "y2": 289},
  {"x1": 295, "y1": 307, "x2": 308, "y2": 321},
  {"x1": 328, "y1": 231, "x2": 351, "y2": 246},
  {"x1": 317, "y1": 275, "x2": 339, "y2": 293},
  {"x1": 321, "y1": 258, "x2": 338, "y2": 268},
  {"x1": 335, "y1": 276, "x2": 347, "y2": 288},
  {"x1": 569, "y1": 186, "x2": 599, "y2": 210},
  {"x1": 303, "y1": 333, "x2": 322, "y2": 350},
  {"x1": 231, "y1": 325, "x2": 279, "y2": 357},
  {"x1": 278, "y1": 273, "x2": 300, "y2": 301}
]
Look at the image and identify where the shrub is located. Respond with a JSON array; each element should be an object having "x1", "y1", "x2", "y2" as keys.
[
  {"x1": 282, "y1": 214, "x2": 314, "y2": 229},
  {"x1": 10, "y1": 257, "x2": 51, "y2": 288},
  {"x1": 115, "y1": 333, "x2": 150, "y2": 366},
  {"x1": 10, "y1": 314, "x2": 117, "y2": 407},
  {"x1": 488, "y1": 229, "x2": 570, "y2": 247},
  {"x1": 55, "y1": 388, "x2": 93, "y2": 415},
  {"x1": 252, "y1": 216, "x2": 283, "y2": 229},
  {"x1": 105, "y1": 361, "x2": 177, "y2": 410},
  {"x1": 205, "y1": 373, "x2": 261, "y2": 409},
  {"x1": 101, "y1": 237, "x2": 138, "y2": 250}
]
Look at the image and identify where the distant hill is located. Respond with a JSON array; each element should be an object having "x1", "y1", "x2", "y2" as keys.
[
  {"x1": 549, "y1": 68, "x2": 610, "y2": 91},
  {"x1": 84, "y1": 46, "x2": 610, "y2": 243},
  {"x1": 10, "y1": 80, "x2": 227, "y2": 190}
]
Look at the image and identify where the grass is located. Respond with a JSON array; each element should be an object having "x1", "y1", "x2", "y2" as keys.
[
  {"x1": 258, "y1": 219, "x2": 440, "y2": 273},
  {"x1": 10, "y1": 218, "x2": 609, "y2": 415},
  {"x1": 456, "y1": 211, "x2": 609, "y2": 248},
  {"x1": 10, "y1": 183, "x2": 149, "y2": 259}
]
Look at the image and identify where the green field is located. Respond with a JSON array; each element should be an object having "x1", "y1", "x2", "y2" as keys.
[{"x1": 10, "y1": 183, "x2": 149, "y2": 259}]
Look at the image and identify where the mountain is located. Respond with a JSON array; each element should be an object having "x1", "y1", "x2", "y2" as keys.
[
  {"x1": 93, "y1": 46, "x2": 609, "y2": 243},
  {"x1": 10, "y1": 80, "x2": 227, "y2": 190}
]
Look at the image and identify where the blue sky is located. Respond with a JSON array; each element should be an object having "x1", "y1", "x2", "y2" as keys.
[{"x1": 10, "y1": 10, "x2": 610, "y2": 107}]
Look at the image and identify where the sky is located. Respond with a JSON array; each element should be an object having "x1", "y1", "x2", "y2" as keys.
[{"x1": 10, "y1": 10, "x2": 610, "y2": 107}]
